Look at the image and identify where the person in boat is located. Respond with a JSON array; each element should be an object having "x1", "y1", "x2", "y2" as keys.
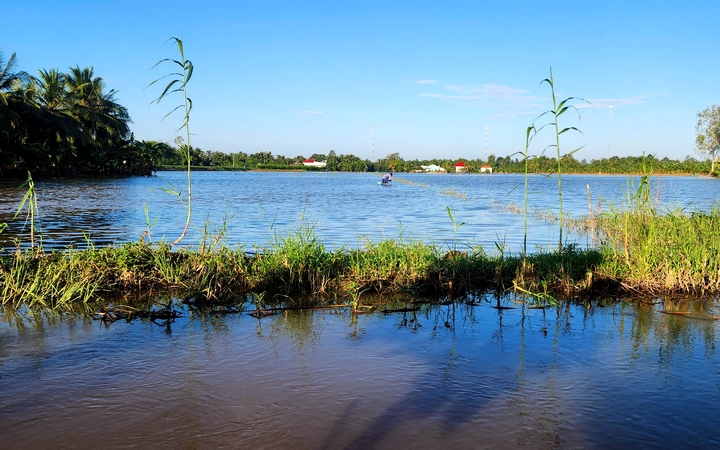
[{"x1": 381, "y1": 172, "x2": 393, "y2": 186}]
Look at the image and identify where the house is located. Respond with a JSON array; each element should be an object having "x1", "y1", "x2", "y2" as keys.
[
  {"x1": 303, "y1": 159, "x2": 327, "y2": 168},
  {"x1": 420, "y1": 164, "x2": 447, "y2": 173},
  {"x1": 454, "y1": 161, "x2": 468, "y2": 173},
  {"x1": 480, "y1": 164, "x2": 493, "y2": 173}
]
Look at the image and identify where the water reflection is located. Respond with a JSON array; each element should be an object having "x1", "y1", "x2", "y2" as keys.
[{"x1": 0, "y1": 296, "x2": 718, "y2": 448}]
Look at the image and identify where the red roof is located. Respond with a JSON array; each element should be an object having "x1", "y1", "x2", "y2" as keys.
[
  {"x1": 481, "y1": 164, "x2": 492, "y2": 168},
  {"x1": 304, "y1": 159, "x2": 315, "y2": 163},
  {"x1": 454, "y1": 161, "x2": 466, "y2": 166}
]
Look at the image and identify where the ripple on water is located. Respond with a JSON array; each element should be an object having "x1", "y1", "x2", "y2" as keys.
[{"x1": 0, "y1": 300, "x2": 719, "y2": 448}]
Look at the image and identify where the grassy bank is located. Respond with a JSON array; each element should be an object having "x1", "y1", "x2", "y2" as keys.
[
  {"x1": 2, "y1": 202, "x2": 718, "y2": 312},
  {"x1": 595, "y1": 207, "x2": 720, "y2": 295},
  {"x1": 0, "y1": 238, "x2": 593, "y2": 311}
]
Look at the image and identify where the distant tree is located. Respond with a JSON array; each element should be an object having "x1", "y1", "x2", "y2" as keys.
[
  {"x1": 326, "y1": 150, "x2": 339, "y2": 171},
  {"x1": 696, "y1": 104, "x2": 720, "y2": 175},
  {"x1": 207, "y1": 150, "x2": 231, "y2": 166},
  {"x1": 380, "y1": 152, "x2": 402, "y2": 171}
]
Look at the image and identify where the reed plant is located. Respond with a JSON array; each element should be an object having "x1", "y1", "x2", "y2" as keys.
[
  {"x1": 535, "y1": 68, "x2": 587, "y2": 254},
  {"x1": 13, "y1": 171, "x2": 42, "y2": 254},
  {"x1": 521, "y1": 126, "x2": 536, "y2": 262},
  {"x1": 346, "y1": 238, "x2": 440, "y2": 294},
  {"x1": 1, "y1": 248, "x2": 102, "y2": 309},
  {"x1": 594, "y1": 159, "x2": 720, "y2": 294},
  {"x1": 446, "y1": 206, "x2": 465, "y2": 251},
  {"x1": 597, "y1": 207, "x2": 720, "y2": 294},
  {"x1": 2, "y1": 202, "x2": 719, "y2": 312},
  {"x1": 253, "y1": 220, "x2": 346, "y2": 295},
  {"x1": 148, "y1": 37, "x2": 194, "y2": 247}
]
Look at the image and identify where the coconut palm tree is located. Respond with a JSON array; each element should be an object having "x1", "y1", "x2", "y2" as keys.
[
  {"x1": 65, "y1": 66, "x2": 131, "y2": 170},
  {"x1": 0, "y1": 52, "x2": 29, "y2": 153}
]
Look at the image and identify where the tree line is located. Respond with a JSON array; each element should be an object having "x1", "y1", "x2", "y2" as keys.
[
  {"x1": 2, "y1": 49, "x2": 718, "y2": 178},
  {"x1": 152, "y1": 145, "x2": 711, "y2": 175},
  {"x1": 0, "y1": 51, "x2": 161, "y2": 176}
]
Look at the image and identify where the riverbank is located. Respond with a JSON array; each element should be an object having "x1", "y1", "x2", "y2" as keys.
[{"x1": 2, "y1": 203, "x2": 719, "y2": 312}]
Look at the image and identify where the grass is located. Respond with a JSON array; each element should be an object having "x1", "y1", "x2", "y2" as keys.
[
  {"x1": 1, "y1": 69, "x2": 718, "y2": 313},
  {"x1": 596, "y1": 204, "x2": 720, "y2": 295},
  {"x1": 2, "y1": 202, "x2": 719, "y2": 312},
  {"x1": 439, "y1": 188, "x2": 470, "y2": 200},
  {"x1": 2, "y1": 159, "x2": 716, "y2": 313}
]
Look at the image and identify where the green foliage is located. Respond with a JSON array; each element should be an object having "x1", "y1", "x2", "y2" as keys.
[
  {"x1": 0, "y1": 50, "x2": 138, "y2": 176},
  {"x1": 2, "y1": 208, "x2": 720, "y2": 311},
  {"x1": 695, "y1": 104, "x2": 720, "y2": 175},
  {"x1": 13, "y1": 172, "x2": 41, "y2": 253},
  {"x1": 149, "y1": 37, "x2": 194, "y2": 247},
  {"x1": 597, "y1": 206, "x2": 720, "y2": 294},
  {"x1": 446, "y1": 206, "x2": 465, "y2": 251},
  {"x1": 535, "y1": 68, "x2": 587, "y2": 254}
]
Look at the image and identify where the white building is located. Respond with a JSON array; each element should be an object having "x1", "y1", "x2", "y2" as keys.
[
  {"x1": 303, "y1": 159, "x2": 327, "y2": 168},
  {"x1": 421, "y1": 164, "x2": 447, "y2": 173}
]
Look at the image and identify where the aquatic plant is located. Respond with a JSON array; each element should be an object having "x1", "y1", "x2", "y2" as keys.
[
  {"x1": 446, "y1": 206, "x2": 465, "y2": 251},
  {"x1": 13, "y1": 171, "x2": 42, "y2": 254},
  {"x1": 535, "y1": 68, "x2": 587, "y2": 254},
  {"x1": 148, "y1": 37, "x2": 194, "y2": 247},
  {"x1": 2, "y1": 194, "x2": 720, "y2": 311},
  {"x1": 439, "y1": 188, "x2": 469, "y2": 200},
  {"x1": 521, "y1": 125, "x2": 536, "y2": 262}
]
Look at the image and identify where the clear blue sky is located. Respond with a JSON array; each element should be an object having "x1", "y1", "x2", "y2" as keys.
[{"x1": 4, "y1": 0, "x2": 719, "y2": 162}]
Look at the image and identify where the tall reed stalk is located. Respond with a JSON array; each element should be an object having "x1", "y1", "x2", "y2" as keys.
[
  {"x1": 14, "y1": 171, "x2": 42, "y2": 254},
  {"x1": 148, "y1": 37, "x2": 194, "y2": 247},
  {"x1": 537, "y1": 68, "x2": 586, "y2": 254},
  {"x1": 446, "y1": 206, "x2": 465, "y2": 251},
  {"x1": 522, "y1": 126, "x2": 536, "y2": 263}
]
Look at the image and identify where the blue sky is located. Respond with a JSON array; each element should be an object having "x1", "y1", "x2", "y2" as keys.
[{"x1": 4, "y1": 1, "x2": 719, "y2": 161}]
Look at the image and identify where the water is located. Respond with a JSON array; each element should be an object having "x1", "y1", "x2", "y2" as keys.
[
  {"x1": 2, "y1": 172, "x2": 720, "y2": 448},
  {"x1": 2, "y1": 172, "x2": 719, "y2": 253},
  {"x1": 0, "y1": 298, "x2": 718, "y2": 449}
]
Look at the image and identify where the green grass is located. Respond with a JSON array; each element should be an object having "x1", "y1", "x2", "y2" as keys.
[
  {"x1": 2, "y1": 204, "x2": 719, "y2": 312},
  {"x1": 2, "y1": 68, "x2": 717, "y2": 313},
  {"x1": 596, "y1": 206, "x2": 720, "y2": 295}
]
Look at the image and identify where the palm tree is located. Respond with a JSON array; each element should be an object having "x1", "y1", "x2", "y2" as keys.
[
  {"x1": 0, "y1": 52, "x2": 29, "y2": 155},
  {"x1": 65, "y1": 66, "x2": 131, "y2": 170},
  {"x1": 67, "y1": 66, "x2": 130, "y2": 137}
]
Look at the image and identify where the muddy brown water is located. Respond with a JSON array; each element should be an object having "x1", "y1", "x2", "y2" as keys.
[{"x1": 1, "y1": 297, "x2": 718, "y2": 449}]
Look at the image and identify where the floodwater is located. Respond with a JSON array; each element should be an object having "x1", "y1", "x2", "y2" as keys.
[
  {"x1": 1, "y1": 297, "x2": 719, "y2": 449},
  {"x1": 2, "y1": 171, "x2": 719, "y2": 252},
  {"x1": 1, "y1": 172, "x2": 720, "y2": 448}
]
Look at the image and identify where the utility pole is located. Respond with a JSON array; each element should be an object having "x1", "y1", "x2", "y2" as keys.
[
  {"x1": 485, "y1": 126, "x2": 488, "y2": 160},
  {"x1": 607, "y1": 105, "x2": 613, "y2": 156}
]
